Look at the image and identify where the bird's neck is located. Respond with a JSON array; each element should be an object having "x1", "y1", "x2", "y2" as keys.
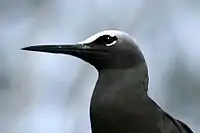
[
  {"x1": 91, "y1": 63, "x2": 149, "y2": 108},
  {"x1": 90, "y1": 64, "x2": 158, "y2": 133},
  {"x1": 97, "y1": 63, "x2": 148, "y2": 93}
]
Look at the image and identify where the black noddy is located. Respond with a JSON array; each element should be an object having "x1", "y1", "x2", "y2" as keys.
[{"x1": 22, "y1": 30, "x2": 193, "y2": 133}]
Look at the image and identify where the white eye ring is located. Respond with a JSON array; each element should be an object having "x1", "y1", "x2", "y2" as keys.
[{"x1": 106, "y1": 40, "x2": 117, "y2": 47}]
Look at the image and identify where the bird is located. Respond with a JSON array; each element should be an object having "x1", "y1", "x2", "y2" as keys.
[{"x1": 22, "y1": 30, "x2": 193, "y2": 133}]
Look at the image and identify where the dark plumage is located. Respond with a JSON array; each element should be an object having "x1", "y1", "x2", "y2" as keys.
[{"x1": 22, "y1": 30, "x2": 193, "y2": 133}]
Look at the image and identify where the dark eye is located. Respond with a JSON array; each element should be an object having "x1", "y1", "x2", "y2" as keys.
[{"x1": 93, "y1": 35, "x2": 117, "y2": 45}]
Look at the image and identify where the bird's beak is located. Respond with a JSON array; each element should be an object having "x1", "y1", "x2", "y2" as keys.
[
  {"x1": 21, "y1": 43, "x2": 108, "y2": 54},
  {"x1": 21, "y1": 43, "x2": 108, "y2": 68}
]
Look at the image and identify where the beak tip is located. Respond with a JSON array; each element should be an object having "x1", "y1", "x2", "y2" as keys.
[
  {"x1": 21, "y1": 46, "x2": 35, "y2": 51},
  {"x1": 21, "y1": 47, "x2": 27, "y2": 50}
]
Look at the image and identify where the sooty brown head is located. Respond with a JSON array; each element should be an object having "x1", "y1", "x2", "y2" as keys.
[{"x1": 21, "y1": 30, "x2": 146, "y2": 71}]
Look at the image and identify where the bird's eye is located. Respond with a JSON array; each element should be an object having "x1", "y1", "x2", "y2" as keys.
[{"x1": 93, "y1": 35, "x2": 117, "y2": 46}]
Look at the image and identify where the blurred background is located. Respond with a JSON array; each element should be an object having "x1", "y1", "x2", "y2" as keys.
[{"x1": 0, "y1": 0, "x2": 199, "y2": 133}]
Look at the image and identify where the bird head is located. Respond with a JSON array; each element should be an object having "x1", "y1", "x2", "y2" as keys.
[{"x1": 22, "y1": 30, "x2": 145, "y2": 71}]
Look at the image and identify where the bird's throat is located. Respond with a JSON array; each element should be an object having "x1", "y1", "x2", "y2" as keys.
[
  {"x1": 90, "y1": 63, "x2": 149, "y2": 112},
  {"x1": 96, "y1": 63, "x2": 148, "y2": 95}
]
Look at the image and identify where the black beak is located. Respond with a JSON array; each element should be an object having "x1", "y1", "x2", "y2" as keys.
[
  {"x1": 22, "y1": 43, "x2": 107, "y2": 54},
  {"x1": 21, "y1": 43, "x2": 109, "y2": 69}
]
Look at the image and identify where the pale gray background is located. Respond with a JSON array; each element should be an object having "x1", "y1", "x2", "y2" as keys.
[{"x1": 0, "y1": 0, "x2": 199, "y2": 133}]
